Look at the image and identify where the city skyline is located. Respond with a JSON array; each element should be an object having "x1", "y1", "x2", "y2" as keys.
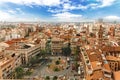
[{"x1": 0, "y1": 0, "x2": 120, "y2": 22}]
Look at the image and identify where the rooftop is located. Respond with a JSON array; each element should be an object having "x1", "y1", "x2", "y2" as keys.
[
  {"x1": 51, "y1": 37, "x2": 64, "y2": 42},
  {"x1": 86, "y1": 49, "x2": 102, "y2": 62},
  {"x1": 0, "y1": 57, "x2": 14, "y2": 68},
  {"x1": 91, "y1": 61, "x2": 102, "y2": 70},
  {"x1": 102, "y1": 46, "x2": 120, "y2": 52},
  {"x1": 113, "y1": 71, "x2": 120, "y2": 80},
  {"x1": 106, "y1": 56, "x2": 120, "y2": 61},
  {"x1": 90, "y1": 70, "x2": 104, "y2": 80}
]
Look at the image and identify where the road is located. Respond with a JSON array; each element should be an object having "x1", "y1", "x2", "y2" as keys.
[
  {"x1": 25, "y1": 56, "x2": 84, "y2": 80},
  {"x1": 30, "y1": 59, "x2": 50, "y2": 77}
]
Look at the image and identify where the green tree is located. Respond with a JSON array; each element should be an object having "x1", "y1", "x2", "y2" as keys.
[
  {"x1": 74, "y1": 46, "x2": 80, "y2": 61},
  {"x1": 46, "y1": 38, "x2": 51, "y2": 54},
  {"x1": 54, "y1": 67, "x2": 60, "y2": 72},
  {"x1": 41, "y1": 49, "x2": 48, "y2": 58},
  {"x1": 15, "y1": 67, "x2": 24, "y2": 79},
  {"x1": 25, "y1": 70, "x2": 32, "y2": 76},
  {"x1": 55, "y1": 60, "x2": 60, "y2": 65},
  {"x1": 45, "y1": 76, "x2": 50, "y2": 80},
  {"x1": 62, "y1": 43, "x2": 71, "y2": 56},
  {"x1": 29, "y1": 56, "x2": 37, "y2": 65},
  {"x1": 53, "y1": 76, "x2": 58, "y2": 80}
]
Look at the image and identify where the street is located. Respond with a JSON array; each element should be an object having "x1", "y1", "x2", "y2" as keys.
[{"x1": 24, "y1": 56, "x2": 84, "y2": 80}]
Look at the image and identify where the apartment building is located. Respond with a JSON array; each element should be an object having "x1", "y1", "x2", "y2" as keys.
[
  {"x1": 4, "y1": 38, "x2": 41, "y2": 64},
  {"x1": 51, "y1": 37, "x2": 64, "y2": 55},
  {"x1": 0, "y1": 52, "x2": 15, "y2": 79}
]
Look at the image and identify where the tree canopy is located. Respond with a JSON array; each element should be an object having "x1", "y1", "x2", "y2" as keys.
[
  {"x1": 62, "y1": 43, "x2": 71, "y2": 56},
  {"x1": 15, "y1": 67, "x2": 24, "y2": 79}
]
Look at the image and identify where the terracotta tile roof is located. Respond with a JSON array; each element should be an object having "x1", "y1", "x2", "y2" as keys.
[
  {"x1": 86, "y1": 49, "x2": 102, "y2": 62},
  {"x1": 91, "y1": 61, "x2": 102, "y2": 70},
  {"x1": 5, "y1": 40, "x2": 14, "y2": 45},
  {"x1": 113, "y1": 71, "x2": 120, "y2": 80},
  {"x1": 5, "y1": 38, "x2": 27, "y2": 45},
  {"x1": 106, "y1": 56, "x2": 120, "y2": 61},
  {"x1": 102, "y1": 46, "x2": 120, "y2": 52},
  {"x1": 103, "y1": 63, "x2": 111, "y2": 72},
  {"x1": 90, "y1": 70, "x2": 104, "y2": 79}
]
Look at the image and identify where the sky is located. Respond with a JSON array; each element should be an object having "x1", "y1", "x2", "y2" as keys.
[{"x1": 0, "y1": 0, "x2": 120, "y2": 22}]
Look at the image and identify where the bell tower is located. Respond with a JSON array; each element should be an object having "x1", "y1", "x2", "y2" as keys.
[{"x1": 98, "y1": 25, "x2": 103, "y2": 47}]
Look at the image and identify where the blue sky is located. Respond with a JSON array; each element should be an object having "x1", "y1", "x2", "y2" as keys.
[{"x1": 0, "y1": 0, "x2": 120, "y2": 22}]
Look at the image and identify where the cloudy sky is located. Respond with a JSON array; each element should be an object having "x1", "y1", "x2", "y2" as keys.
[{"x1": 0, "y1": 0, "x2": 120, "y2": 22}]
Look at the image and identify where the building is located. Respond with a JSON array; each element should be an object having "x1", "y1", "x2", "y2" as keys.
[
  {"x1": 40, "y1": 39, "x2": 46, "y2": 50},
  {"x1": 102, "y1": 46, "x2": 120, "y2": 57},
  {"x1": 113, "y1": 71, "x2": 120, "y2": 80},
  {"x1": 106, "y1": 56, "x2": 120, "y2": 71},
  {"x1": 4, "y1": 38, "x2": 41, "y2": 64},
  {"x1": 80, "y1": 47, "x2": 112, "y2": 80},
  {"x1": 51, "y1": 37, "x2": 64, "y2": 55},
  {"x1": 0, "y1": 52, "x2": 15, "y2": 79},
  {"x1": 70, "y1": 38, "x2": 79, "y2": 54}
]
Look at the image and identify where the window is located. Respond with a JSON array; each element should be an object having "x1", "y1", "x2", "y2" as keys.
[
  {"x1": 11, "y1": 53, "x2": 15, "y2": 57},
  {"x1": 2, "y1": 68, "x2": 6, "y2": 72},
  {"x1": 7, "y1": 65, "x2": 11, "y2": 69}
]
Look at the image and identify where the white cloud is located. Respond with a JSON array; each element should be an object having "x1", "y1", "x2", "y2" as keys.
[
  {"x1": 52, "y1": 12, "x2": 83, "y2": 22},
  {"x1": 0, "y1": 11, "x2": 13, "y2": 21},
  {"x1": 48, "y1": 3, "x2": 88, "y2": 13},
  {"x1": 53, "y1": 12, "x2": 82, "y2": 18},
  {"x1": 0, "y1": 10, "x2": 40, "y2": 22},
  {"x1": 104, "y1": 16, "x2": 120, "y2": 20},
  {"x1": 93, "y1": 0, "x2": 116, "y2": 8},
  {"x1": 47, "y1": 0, "x2": 117, "y2": 13},
  {"x1": 16, "y1": 8, "x2": 25, "y2": 15},
  {"x1": 63, "y1": 3, "x2": 88, "y2": 10},
  {"x1": 99, "y1": 0, "x2": 115, "y2": 7},
  {"x1": 7, "y1": 10, "x2": 16, "y2": 14},
  {"x1": 0, "y1": 0, "x2": 116, "y2": 13},
  {"x1": 0, "y1": 0, "x2": 65, "y2": 6}
]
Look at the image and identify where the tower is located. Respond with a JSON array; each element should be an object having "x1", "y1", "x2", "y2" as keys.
[{"x1": 98, "y1": 25, "x2": 103, "y2": 47}]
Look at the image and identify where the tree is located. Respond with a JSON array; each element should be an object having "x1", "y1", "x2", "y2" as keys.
[
  {"x1": 25, "y1": 70, "x2": 32, "y2": 76},
  {"x1": 74, "y1": 46, "x2": 80, "y2": 61},
  {"x1": 74, "y1": 62, "x2": 79, "y2": 71},
  {"x1": 46, "y1": 38, "x2": 51, "y2": 54},
  {"x1": 29, "y1": 56, "x2": 37, "y2": 65},
  {"x1": 62, "y1": 43, "x2": 71, "y2": 56},
  {"x1": 45, "y1": 76, "x2": 50, "y2": 80},
  {"x1": 15, "y1": 67, "x2": 24, "y2": 79},
  {"x1": 54, "y1": 67, "x2": 60, "y2": 72},
  {"x1": 53, "y1": 76, "x2": 58, "y2": 80},
  {"x1": 41, "y1": 49, "x2": 47, "y2": 58},
  {"x1": 55, "y1": 60, "x2": 60, "y2": 65}
]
